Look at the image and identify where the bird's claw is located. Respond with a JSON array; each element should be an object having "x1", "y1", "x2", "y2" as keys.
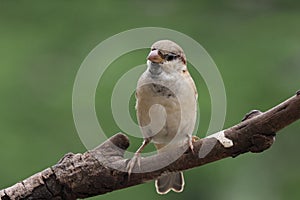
[
  {"x1": 126, "y1": 153, "x2": 141, "y2": 176},
  {"x1": 188, "y1": 136, "x2": 197, "y2": 154},
  {"x1": 192, "y1": 135, "x2": 200, "y2": 142}
]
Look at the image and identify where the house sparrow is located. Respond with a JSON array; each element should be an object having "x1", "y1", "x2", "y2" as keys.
[{"x1": 127, "y1": 40, "x2": 198, "y2": 194}]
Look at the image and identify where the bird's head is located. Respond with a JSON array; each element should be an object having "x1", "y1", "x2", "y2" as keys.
[{"x1": 147, "y1": 40, "x2": 187, "y2": 75}]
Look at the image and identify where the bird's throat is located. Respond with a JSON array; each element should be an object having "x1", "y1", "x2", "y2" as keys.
[{"x1": 149, "y1": 63, "x2": 162, "y2": 76}]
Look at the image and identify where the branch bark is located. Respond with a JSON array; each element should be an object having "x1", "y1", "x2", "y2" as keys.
[{"x1": 1, "y1": 92, "x2": 300, "y2": 200}]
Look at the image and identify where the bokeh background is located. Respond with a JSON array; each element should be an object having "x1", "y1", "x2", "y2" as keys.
[{"x1": 1, "y1": 0, "x2": 300, "y2": 199}]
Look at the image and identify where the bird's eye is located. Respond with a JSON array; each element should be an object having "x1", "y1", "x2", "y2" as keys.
[{"x1": 165, "y1": 54, "x2": 177, "y2": 61}]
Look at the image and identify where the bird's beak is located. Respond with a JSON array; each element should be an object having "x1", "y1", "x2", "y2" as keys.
[{"x1": 147, "y1": 50, "x2": 163, "y2": 63}]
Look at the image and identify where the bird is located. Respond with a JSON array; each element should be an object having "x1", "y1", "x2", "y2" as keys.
[{"x1": 127, "y1": 40, "x2": 198, "y2": 194}]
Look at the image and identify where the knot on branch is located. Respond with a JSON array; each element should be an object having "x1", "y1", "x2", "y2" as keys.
[
  {"x1": 89, "y1": 133, "x2": 129, "y2": 163},
  {"x1": 249, "y1": 134, "x2": 275, "y2": 153},
  {"x1": 242, "y1": 110, "x2": 263, "y2": 122}
]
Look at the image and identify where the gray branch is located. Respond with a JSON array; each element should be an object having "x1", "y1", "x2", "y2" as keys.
[{"x1": 1, "y1": 91, "x2": 300, "y2": 200}]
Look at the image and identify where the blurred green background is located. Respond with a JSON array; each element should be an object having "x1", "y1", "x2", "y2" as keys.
[{"x1": 1, "y1": 0, "x2": 300, "y2": 199}]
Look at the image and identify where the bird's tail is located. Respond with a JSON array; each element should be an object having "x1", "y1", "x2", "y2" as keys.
[{"x1": 155, "y1": 172, "x2": 184, "y2": 194}]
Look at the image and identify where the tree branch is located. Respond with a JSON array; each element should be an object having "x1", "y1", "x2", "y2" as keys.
[{"x1": 1, "y1": 91, "x2": 300, "y2": 200}]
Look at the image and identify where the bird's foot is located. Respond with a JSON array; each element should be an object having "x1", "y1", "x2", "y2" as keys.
[
  {"x1": 188, "y1": 135, "x2": 199, "y2": 154},
  {"x1": 126, "y1": 153, "x2": 141, "y2": 176},
  {"x1": 192, "y1": 135, "x2": 200, "y2": 142}
]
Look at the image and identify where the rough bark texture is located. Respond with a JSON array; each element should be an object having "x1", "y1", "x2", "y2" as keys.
[{"x1": 1, "y1": 92, "x2": 300, "y2": 200}]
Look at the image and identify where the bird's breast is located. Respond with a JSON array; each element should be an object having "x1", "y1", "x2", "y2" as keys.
[{"x1": 136, "y1": 73, "x2": 197, "y2": 146}]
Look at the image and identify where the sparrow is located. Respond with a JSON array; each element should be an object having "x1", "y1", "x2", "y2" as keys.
[{"x1": 127, "y1": 40, "x2": 198, "y2": 194}]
